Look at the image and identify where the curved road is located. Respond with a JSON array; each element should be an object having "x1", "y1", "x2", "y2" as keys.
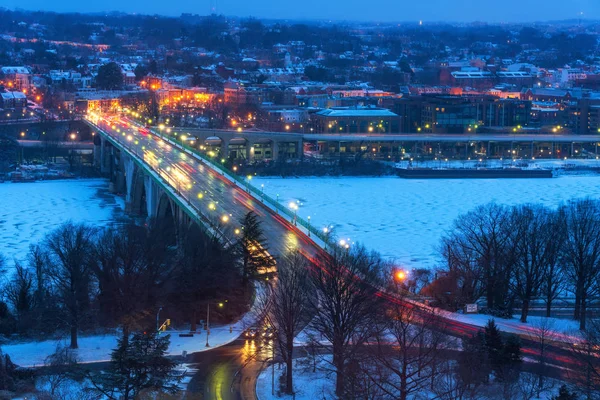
[{"x1": 186, "y1": 338, "x2": 273, "y2": 400}]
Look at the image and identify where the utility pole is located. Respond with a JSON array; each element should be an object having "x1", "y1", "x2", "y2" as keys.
[
  {"x1": 156, "y1": 307, "x2": 163, "y2": 331},
  {"x1": 206, "y1": 303, "x2": 210, "y2": 347}
]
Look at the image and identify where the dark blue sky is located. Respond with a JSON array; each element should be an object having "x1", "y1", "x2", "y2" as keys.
[{"x1": 4, "y1": 0, "x2": 598, "y2": 22}]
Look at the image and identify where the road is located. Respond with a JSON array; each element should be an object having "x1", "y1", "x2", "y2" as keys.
[
  {"x1": 87, "y1": 113, "x2": 587, "y2": 395},
  {"x1": 186, "y1": 338, "x2": 273, "y2": 400}
]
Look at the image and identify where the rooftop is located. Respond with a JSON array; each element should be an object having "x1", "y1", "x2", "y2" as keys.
[{"x1": 316, "y1": 108, "x2": 399, "y2": 118}]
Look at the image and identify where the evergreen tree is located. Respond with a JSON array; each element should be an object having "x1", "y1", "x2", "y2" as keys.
[
  {"x1": 458, "y1": 331, "x2": 490, "y2": 387},
  {"x1": 498, "y1": 335, "x2": 522, "y2": 383},
  {"x1": 552, "y1": 385, "x2": 578, "y2": 400},
  {"x1": 91, "y1": 330, "x2": 181, "y2": 400},
  {"x1": 484, "y1": 319, "x2": 504, "y2": 375},
  {"x1": 96, "y1": 62, "x2": 124, "y2": 90},
  {"x1": 237, "y1": 211, "x2": 275, "y2": 283}
]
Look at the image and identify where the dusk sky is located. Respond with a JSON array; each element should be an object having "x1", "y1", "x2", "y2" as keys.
[{"x1": 3, "y1": 0, "x2": 599, "y2": 22}]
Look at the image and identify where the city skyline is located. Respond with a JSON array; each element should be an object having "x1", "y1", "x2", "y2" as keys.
[{"x1": 2, "y1": 0, "x2": 598, "y2": 23}]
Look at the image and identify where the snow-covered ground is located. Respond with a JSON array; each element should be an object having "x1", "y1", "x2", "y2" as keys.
[
  {"x1": 449, "y1": 313, "x2": 581, "y2": 343},
  {"x1": 256, "y1": 356, "x2": 335, "y2": 400},
  {"x1": 4, "y1": 283, "x2": 265, "y2": 368},
  {"x1": 0, "y1": 179, "x2": 125, "y2": 271},
  {"x1": 256, "y1": 355, "x2": 565, "y2": 400},
  {"x1": 253, "y1": 175, "x2": 600, "y2": 269},
  {"x1": 5, "y1": 318, "x2": 252, "y2": 368},
  {"x1": 6, "y1": 326, "x2": 234, "y2": 368}
]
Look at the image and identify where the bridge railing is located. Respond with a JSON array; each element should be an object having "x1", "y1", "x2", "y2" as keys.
[{"x1": 143, "y1": 125, "x2": 333, "y2": 246}]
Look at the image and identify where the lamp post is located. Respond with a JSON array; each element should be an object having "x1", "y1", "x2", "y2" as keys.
[
  {"x1": 393, "y1": 269, "x2": 408, "y2": 291},
  {"x1": 68, "y1": 133, "x2": 77, "y2": 171},
  {"x1": 156, "y1": 307, "x2": 163, "y2": 332},
  {"x1": 246, "y1": 175, "x2": 252, "y2": 193},
  {"x1": 206, "y1": 302, "x2": 224, "y2": 347},
  {"x1": 307, "y1": 216, "x2": 311, "y2": 237},
  {"x1": 289, "y1": 202, "x2": 298, "y2": 226},
  {"x1": 261, "y1": 184, "x2": 264, "y2": 201}
]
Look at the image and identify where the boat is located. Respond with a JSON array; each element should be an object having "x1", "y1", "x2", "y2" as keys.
[{"x1": 395, "y1": 167, "x2": 553, "y2": 179}]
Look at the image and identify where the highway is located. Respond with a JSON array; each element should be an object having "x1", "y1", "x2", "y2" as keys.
[{"x1": 87, "y1": 112, "x2": 587, "y2": 395}]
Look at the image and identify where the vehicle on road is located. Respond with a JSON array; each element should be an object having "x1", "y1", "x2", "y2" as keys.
[{"x1": 245, "y1": 326, "x2": 258, "y2": 339}]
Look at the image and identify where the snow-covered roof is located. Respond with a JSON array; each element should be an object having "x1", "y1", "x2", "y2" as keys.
[
  {"x1": 1, "y1": 66, "x2": 31, "y2": 74},
  {"x1": 316, "y1": 108, "x2": 398, "y2": 118}
]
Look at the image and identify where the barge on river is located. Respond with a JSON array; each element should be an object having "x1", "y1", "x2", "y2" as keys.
[{"x1": 396, "y1": 167, "x2": 553, "y2": 179}]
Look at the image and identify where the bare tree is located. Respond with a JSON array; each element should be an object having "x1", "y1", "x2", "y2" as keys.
[
  {"x1": 526, "y1": 317, "x2": 557, "y2": 398},
  {"x1": 4, "y1": 262, "x2": 35, "y2": 329},
  {"x1": 560, "y1": 199, "x2": 600, "y2": 330},
  {"x1": 28, "y1": 244, "x2": 50, "y2": 308},
  {"x1": 308, "y1": 246, "x2": 384, "y2": 397},
  {"x1": 510, "y1": 204, "x2": 554, "y2": 323},
  {"x1": 568, "y1": 318, "x2": 600, "y2": 400},
  {"x1": 174, "y1": 223, "x2": 238, "y2": 332},
  {"x1": 40, "y1": 343, "x2": 79, "y2": 398},
  {"x1": 270, "y1": 250, "x2": 310, "y2": 394},
  {"x1": 366, "y1": 304, "x2": 450, "y2": 400},
  {"x1": 440, "y1": 203, "x2": 515, "y2": 311},
  {"x1": 433, "y1": 358, "x2": 483, "y2": 400},
  {"x1": 439, "y1": 234, "x2": 484, "y2": 307},
  {"x1": 91, "y1": 223, "x2": 173, "y2": 343},
  {"x1": 540, "y1": 209, "x2": 567, "y2": 317},
  {"x1": 46, "y1": 222, "x2": 95, "y2": 349}
]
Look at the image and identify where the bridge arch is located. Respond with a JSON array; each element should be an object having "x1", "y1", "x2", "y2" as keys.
[
  {"x1": 129, "y1": 169, "x2": 147, "y2": 216},
  {"x1": 204, "y1": 136, "x2": 225, "y2": 158},
  {"x1": 155, "y1": 192, "x2": 177, "y2": 246},
  {"x1": 252, "y1": 138, "x2": 274, "y2": 161},
  {"x1": 228, "y1": 137, "x2": 250, "y2": 161}
]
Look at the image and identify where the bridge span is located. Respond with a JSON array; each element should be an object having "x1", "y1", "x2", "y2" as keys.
[{"x1": 85, "y1": 113, "x2": 321, "y2": 258}]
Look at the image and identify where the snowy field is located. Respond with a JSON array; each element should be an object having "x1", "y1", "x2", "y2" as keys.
[
  {"x1": 0, "y1": 179, "x2": 125, "y2": 270},
  {"x1": 5, "y1": 325, "x2": 243, "y2": 368},
  {"x1": 253, "y1": 175, "x2": 600, "y2": 269},
  {"x1": 256, "y1": 355, "x2": 565, "y2": 400}
]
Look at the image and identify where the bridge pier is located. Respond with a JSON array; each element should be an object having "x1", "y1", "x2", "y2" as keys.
[
  {"x1": 144, "y1": 175, "x2": 161, "y2": 219},
  {"x1": 245, "y1": 142, "x2": 253, "y2": 161},
  {"x1": 98, "y1": 136, "x2": 110, "y2": 175},
  {"x1": 122, "y1": 154, "x2": 136, "y2": 212}
]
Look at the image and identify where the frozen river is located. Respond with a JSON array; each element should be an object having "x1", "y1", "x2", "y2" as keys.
[
  {"x1": 253, "y1": 175, "x2": 600, "y2": 269},
  {"x1": 0, "y1": 179, "x2": 124, "y2": 269}
]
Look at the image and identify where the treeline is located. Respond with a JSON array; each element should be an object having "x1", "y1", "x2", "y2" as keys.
[
  {"x1": 427, "y1": 199, "x2": 600, "y2": 330},
  {"x1": 0, "y1": 213, "x2": 266, "y2": 348},
  {"x1": 267, "y1": 246, "x2": 590, "y2": 400}
]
